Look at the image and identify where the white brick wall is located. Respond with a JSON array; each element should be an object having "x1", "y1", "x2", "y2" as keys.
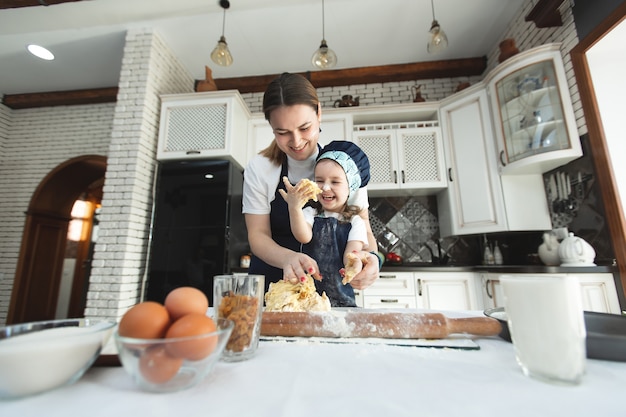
[
  {"x1": 0, "y1": 103, "x2": 115, "y2": 322},
  {"x1": 83, "y1": 28, "x2": 194, "y2": 321},
  {"x1": 0, "y1": 101, "x2": 9, "y2": 163}
]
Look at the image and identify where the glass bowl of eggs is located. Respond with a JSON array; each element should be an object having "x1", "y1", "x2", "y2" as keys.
[{"x1": 114, "y1": 287, "x2": 234, "y2": 393}]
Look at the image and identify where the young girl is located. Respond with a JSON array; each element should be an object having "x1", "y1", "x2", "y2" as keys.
[{"x1": 279, "y1": 140, "x2": 370, "y2": 307}]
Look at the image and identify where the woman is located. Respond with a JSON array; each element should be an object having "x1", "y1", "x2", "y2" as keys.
[{"x1": 242, "y1": 72, "x2": 379, "y2": 293}]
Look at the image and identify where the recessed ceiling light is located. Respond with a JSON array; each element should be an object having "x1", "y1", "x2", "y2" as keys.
[{"x1": 27, "y1": 44, "x2": 55, "y2": 61}]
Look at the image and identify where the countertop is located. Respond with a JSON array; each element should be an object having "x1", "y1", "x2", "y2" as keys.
[
  {"x1": 381, "y1": 264, "x2": 617, "y2": 274},
  {"x1": 2, "y1": 311, "x2": 624, "y2": 417}
]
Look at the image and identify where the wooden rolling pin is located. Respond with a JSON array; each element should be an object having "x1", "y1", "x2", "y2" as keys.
[{"x1": 261, "y1": 310, "x2": 502, "y2": 339}]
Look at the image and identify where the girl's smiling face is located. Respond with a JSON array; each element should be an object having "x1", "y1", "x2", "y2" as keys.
[
  {"x1": 268, "y1": 104, "x2": 321, "y2": 161},
  {"x1": 314, "y1": 159, "x2": 350, "y2": 213}
]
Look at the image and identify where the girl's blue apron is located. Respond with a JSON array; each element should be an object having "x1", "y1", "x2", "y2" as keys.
[{"x1": 248, "y1": 156, "x2": 356, "y2": 307}]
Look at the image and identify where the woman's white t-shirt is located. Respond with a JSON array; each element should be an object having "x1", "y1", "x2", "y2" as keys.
[{"x1": 242, "y1": 151, "x2": 369, "y2": 216}]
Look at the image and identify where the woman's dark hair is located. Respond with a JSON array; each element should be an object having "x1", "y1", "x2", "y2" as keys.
[
  {"x1": 260, "y1": 73, "x2": 320, "y2": 165},
  {"x1": 262, "y1": 72, "x2": 319, "y2": 121}
]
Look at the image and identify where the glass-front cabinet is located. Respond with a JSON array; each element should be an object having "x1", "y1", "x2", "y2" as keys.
[{"x1": 488, "y1": 43, "x2": 582, "y2": 174}]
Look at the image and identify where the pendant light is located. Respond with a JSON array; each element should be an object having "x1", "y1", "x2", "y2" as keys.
[
  {"x1": 211, "y1": 0, "x2": 233, "y2": 67},
  {"x1": 311, "y1": 0, "x2": 337, "y2": 69},
  {"x1": 427, "y1": 0, "x2": 448, "y2": 54}
]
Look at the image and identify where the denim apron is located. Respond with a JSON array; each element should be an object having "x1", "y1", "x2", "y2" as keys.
[{"x1": 303, "y1": 216, "x2": 357, "y2": 307}]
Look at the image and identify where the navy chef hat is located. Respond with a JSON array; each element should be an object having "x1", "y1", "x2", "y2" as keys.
[{"x1": 316, "y1": 140, "x2": 370, "y2": 196}]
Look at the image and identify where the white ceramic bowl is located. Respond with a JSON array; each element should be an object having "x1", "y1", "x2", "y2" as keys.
[
  {"x1": 0, "y1": 318, "x2": 116, "y2": 399},
  {"x1": 114, "y1": 318, "x2": 234, "y2": 393}
]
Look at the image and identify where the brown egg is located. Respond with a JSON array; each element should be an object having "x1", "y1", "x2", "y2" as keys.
[
  {"x1": 164, "y1": 287, "x2": 209, "y2": 321},
  {"x1": 118, "y1": 301, "x2": 170, "y2": 339},
  {"x1": 139, "y1": 344, "x2": 183, "y2": 384},
  {"x1": 165, "y1": 314, "x2": 218, "y2": 361}
]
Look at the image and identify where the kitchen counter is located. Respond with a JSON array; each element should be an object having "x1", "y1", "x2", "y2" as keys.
[
  {"x1": 382, "y1": 264, "x2": 617, "y2": 274},
  {"x1": 2, "y1": 311, "x2": 624, "y2": 416}
]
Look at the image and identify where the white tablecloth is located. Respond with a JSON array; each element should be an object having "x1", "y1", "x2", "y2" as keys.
[{"x1": 2, "y1": 322, "x2": 624, "y2": 416}]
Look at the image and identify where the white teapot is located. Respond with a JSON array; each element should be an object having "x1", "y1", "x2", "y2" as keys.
[
  {"x1": 538, "y1": 232, "x2": 560, "y2": 266},
  {"x1": 558, "y1": 232, "x2": 596, "y2": 266}
]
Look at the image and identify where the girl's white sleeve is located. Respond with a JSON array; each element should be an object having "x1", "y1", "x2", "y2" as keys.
[
  {"x1": 347, "y1": 215, "x2": 369, "y2": 249},
  {"x1": 303, "y1": 207, "x2": 316, "y2": 227}
]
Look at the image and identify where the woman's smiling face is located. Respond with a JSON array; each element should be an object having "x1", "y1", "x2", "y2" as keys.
[
  {"x1": 269, "y1": 104, "x2": 321, "y2": 161},
  {"x1": 314, "y1": 159, "x2": 350, "y2": 212}
]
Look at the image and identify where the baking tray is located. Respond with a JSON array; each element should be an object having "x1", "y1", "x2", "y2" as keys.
[{"x1": 484, "y1": 307, "x2": 626, "y2": 362}]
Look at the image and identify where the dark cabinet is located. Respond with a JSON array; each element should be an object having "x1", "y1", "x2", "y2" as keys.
[{"x1": 145, "y1": 159, "x2": 247, "y2": 305}]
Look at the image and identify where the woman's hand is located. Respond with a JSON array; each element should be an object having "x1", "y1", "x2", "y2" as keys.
[
  {"x1": 347, "y1": 251, "x2": 379, "y2": 290},
  {"x1": 281, "y1": 252, "x2": 322, "y2": 283}
]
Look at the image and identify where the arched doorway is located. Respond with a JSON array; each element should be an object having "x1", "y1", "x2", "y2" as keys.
[{"x1": 6, "y1": 155, "x2": 106, "y2": 324}]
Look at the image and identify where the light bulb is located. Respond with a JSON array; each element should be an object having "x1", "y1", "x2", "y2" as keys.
[
  {"x1": 427, "y1": 21, "x2": 448, "y2": 54},
  {"x1": 311, "y1": 40, "x2": 337, "y2": 69},
  {"x1": 211, "y1": 36, "x2": 233, "y2": 67}
]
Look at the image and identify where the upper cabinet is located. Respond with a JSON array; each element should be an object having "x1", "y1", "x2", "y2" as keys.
[
  {"x1": 438, "y1": 86, "x2": 551, "y2": 236},
  {"x1": 487, "y1": 43, "x2": 582, "y2": 174},
  {"x1": 157, "y1": 90, "x2": 251, "y2": 170},
  {"x1": 351, "y1": 104, "x2": 446, "y2": 195},
  {"x1": 439, "y1": 86, "x2": 508, "y2": 235}
]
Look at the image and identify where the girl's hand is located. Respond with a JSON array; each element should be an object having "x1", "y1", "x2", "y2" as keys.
[
  {"x1": 278, "y1": 177, "x2": 320, "y2": 209},
  {"x1": 281, "y1": 252, "x2": 322, "y2": 283},
  {"x1": 348, "y1": 251, "x2": 379, "y2": 290}
]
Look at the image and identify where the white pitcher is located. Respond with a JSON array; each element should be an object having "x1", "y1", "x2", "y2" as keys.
[{"x1": 538, "y1": 232, "x2": 560, "y2": 266}]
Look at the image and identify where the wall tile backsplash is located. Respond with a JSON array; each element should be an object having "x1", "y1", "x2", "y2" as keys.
[{"x1": 369, "y1": 195, "x2": 478, "y2": 265}]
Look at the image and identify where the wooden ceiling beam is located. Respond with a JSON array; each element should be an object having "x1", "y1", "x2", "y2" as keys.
[
  {"x1": 0, "y1": 0, "x2": 83, "y2": 9},
  {"x1": 3, "y1": 87, "x2": 118, "y2": 109},
  {"x1": 214, "y1": 57, "x2": 487, "y2": 93},
  {"x1": 3, "y1": 57, "x2": 486, "y2": 109},
  {"x1": 525, "y1": 0, "x2": 565, "y2": 28}
]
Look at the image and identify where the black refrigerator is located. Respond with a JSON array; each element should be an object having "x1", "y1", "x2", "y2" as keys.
[{"x1": 145, "y1": 159, "x2": 248, "y2": 305}]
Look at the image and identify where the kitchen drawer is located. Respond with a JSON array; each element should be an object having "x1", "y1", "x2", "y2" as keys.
[
  {"x1": 353, "y1": 289, "x2": 364, "y2": 308},
  {"x1": 365, "y1": 272, "x2": 415, "y2": 296},
  {"x1": 363, "y1": 295, "x2": 417, "y2": 309}
]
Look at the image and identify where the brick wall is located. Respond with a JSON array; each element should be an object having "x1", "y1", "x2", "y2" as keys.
[
  {"x1": 0, "y1": 103, "x2": 115, "y2": 321},
  {"x1": 83, "y1": 28, "x2": 194, "y2": 321},
  {"x1": 0, "y1": 102, "x2": 8, "y2": 162}
]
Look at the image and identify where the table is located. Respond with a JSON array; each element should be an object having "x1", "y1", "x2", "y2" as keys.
[{"x1": 2, "y1": 320, "x2": 624, "y2": 416}]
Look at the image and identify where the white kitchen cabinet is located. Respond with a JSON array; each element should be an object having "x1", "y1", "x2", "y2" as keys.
[
  {"x1": 353, "y1": 288, "x2": 364, "y2": 308},
  {"x1": 486, "y1": 43, "x2": 582, "y2": 174},
  {"x1": 575, "y1": 273, "x2": 621, "y2": 314},
  {"x1": 363, "y1": 271, "x2": 480, "y2": 311},
  {"x1": 438, "y1": 87, "x2": 551, "y2": 236},
  {"x1": 352, "y1": 122, "x2": 446, "y2": 195},
  {"x1": 363, "y1": 272, "x2": 417, "y2": 309},
  {"x1": 481, "y1": 272, "x2": 621, "y2": 314},
  {"x1": 157, "y1": 90, "x2": 251, "y2": 170},
  {"x1": 247, "y1": 112, "x2": 352, "y2": 166},
  {"x1": 415, "y1": 271, "x2": 481, "y2": 311},
  {"x1": 480, "y1": 273, "x2": 506, "y2": 309},
  {"x1": 439, "y1": 86, "x2": 507, "y2": 235}
]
